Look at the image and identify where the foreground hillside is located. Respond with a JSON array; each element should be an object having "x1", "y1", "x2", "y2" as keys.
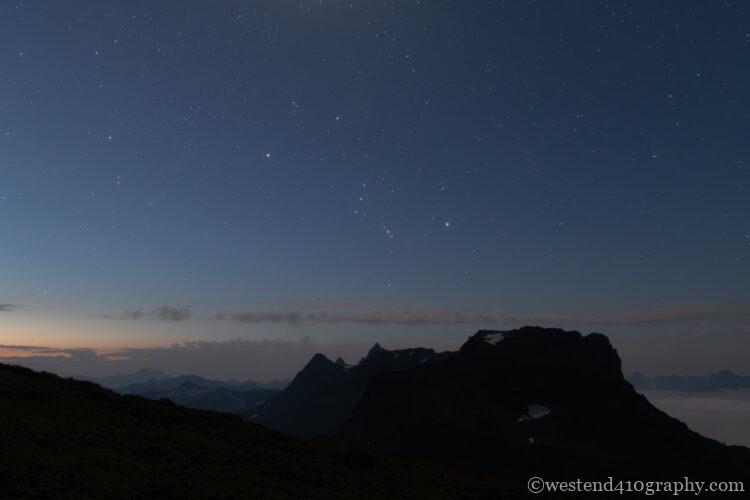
[{"x1": 0, "y1": 363, "x2": 518, "y2": 499}]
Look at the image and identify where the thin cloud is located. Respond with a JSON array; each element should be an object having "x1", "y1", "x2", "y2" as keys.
[
  {"x1": 0, "y1": 344, "x2": 63, "y2": 352},
  {"x1": 0, "y1": 345, "x2": 102, "y2": 362},
  {"x1": 0, "y1": 304, "x2": 16, "y2": 312},
  {"x1": 213, "y1": 308, "x2": 520, "y2": 326},
  {"x1": 106, "y1": 305, "x2": 192, "y2": 322},
  {"x1": 213, "y1": 303, "x2": 750, "y2": 327},
  {"x1": 553, "y1": 304, "x2": 750, "y2": 326}
]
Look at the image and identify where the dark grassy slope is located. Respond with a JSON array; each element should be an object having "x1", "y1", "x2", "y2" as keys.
[{"x1": 0, "y1": 363, "x2": 519, "y2": 499}]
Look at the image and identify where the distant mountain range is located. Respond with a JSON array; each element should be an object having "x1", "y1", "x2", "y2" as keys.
[
  {"x1": 115, "y1": 374, "x2": 281, "y2": 395},
  {"x1": 627, "y1": 370, "x2": 750, "y2": 391},
  {"x1": 71, "y1": 371, "x2": 289, "y2": 415},
  {"x1": 76, "y1": 370, "x2": 289, "y2": 393},
  {"x1": 141, "y1": 382, "x2": 278, "y2": 414},
  {"x1": 72, "y1": 368, "x2": 169, "y2": 389}
]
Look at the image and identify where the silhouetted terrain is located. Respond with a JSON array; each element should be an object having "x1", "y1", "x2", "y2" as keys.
[
  {"x1": 251, "y1": 344, "x2": 437, "y2": 437},
  {"x1": 628, "y1": 370, "x2": 750, "y2": 391},
  {"x1": 339, "y1": 327, "x2": 750, "y2": 482},
  {"x1": 0, "y1": 362, "x2": 518, "y2": 499},
  {"x1": 4, "y1": 327, "x2": 748, "y2": 498}
]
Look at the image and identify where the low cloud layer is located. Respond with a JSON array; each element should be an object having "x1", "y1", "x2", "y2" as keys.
[
  {"x1": 108, "y1": 305, "x2": 192, "y2": 322},
  {"x1": 643, "y1": 390, "x2": 750, "y2": 448},
  {"x1": 85, "y1": 301, "x2": 750, "y2": 328},
  {"x1": 212, "y1": 303, "x2": 750, "y2": 327},
  {"x1": 556, "y1": 304, "x2": 750, "y2": 326},
  {"x1": 213, "y1": 308, "x2": 521, "y2": 326},
  {"x1": 0, "y1": 304, "x2": 16, "y2": 312}
]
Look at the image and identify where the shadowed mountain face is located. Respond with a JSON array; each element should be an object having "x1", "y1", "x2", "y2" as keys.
[
  {"x1": 339, "y1": 327, "x2": 750, "y2": 482},
  {"x1": 251, "y1": 344, "x2": 436, "y2": 438},
  {"x1": 0, "y1": 362, "x2": 519, "y2": 499}
]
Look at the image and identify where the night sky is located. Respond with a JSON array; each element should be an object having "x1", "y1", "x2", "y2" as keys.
[{"x1": 1, "y1": 1, "x2": 748, "y2": 379}]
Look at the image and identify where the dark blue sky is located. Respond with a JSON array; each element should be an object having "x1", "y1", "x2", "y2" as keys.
[{"x1": 0, "y1": 1, "x2": 748, "y2": 376}]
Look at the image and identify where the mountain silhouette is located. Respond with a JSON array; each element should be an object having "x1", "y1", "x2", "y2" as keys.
[
  {"x1": 339, "y1": 327, "x2": 750, "y2": 482},
  {"x1": 6, "y1": 327, "x2": 749, "y2": 496},
  {"x1": 251, "y1": 345, "x2": 436, "y2": 437}
]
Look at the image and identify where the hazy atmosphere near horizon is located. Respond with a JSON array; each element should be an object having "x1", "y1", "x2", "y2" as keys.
[{"x1": 1, "y1": 0, "x2": 748, "y2": 390}]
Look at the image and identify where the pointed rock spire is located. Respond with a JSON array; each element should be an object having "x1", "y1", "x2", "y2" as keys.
[{"x1": 366, "y1": 342, "x2": 386, "y2": 359}]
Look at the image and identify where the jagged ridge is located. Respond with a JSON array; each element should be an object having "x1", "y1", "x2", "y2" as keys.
[{"x1": 251, "y1": 344, "x2": 436, "y2": 437}]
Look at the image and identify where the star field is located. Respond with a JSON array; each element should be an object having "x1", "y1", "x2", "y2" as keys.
[{"x1": 0, "y1": 1, "x2": 748, "y2": 357}]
